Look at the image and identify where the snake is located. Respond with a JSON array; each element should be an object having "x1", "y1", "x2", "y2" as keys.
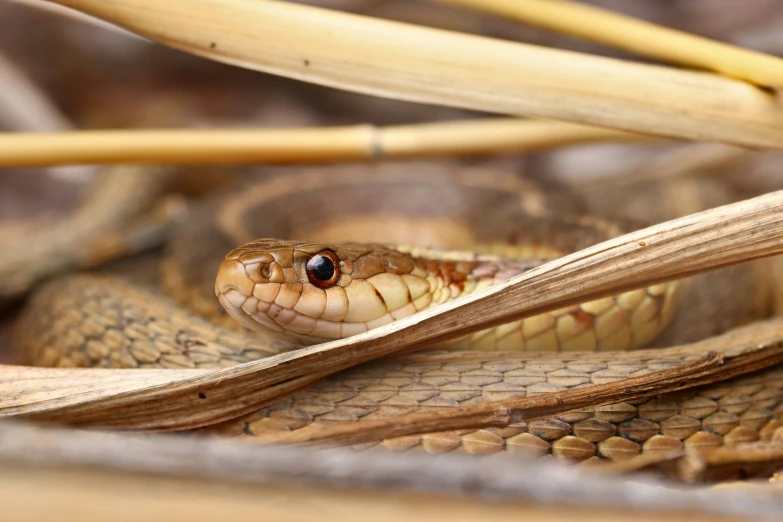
[{"x1": 8, "y1": 162, "x2": 783, "y2": 467}]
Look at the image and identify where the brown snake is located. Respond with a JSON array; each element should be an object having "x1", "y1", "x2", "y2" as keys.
[{"x1": 8, "y1": 163, "x2": 783, "y2": 465}]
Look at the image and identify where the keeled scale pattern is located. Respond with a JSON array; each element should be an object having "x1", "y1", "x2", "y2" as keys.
[{"x1": 221, "y1": 351, "x2": 783, "y2": 462}]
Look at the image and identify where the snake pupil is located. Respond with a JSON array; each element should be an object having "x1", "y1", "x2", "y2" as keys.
[
  {"x1": 305, "y1": 251, "x2": 340, "y2": 289},
  {"x1": 310, "y1": 256, "x2": 334, "y2": 280}
]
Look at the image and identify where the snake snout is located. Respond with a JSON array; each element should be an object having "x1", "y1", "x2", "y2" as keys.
[
  {"x1": 215, "y1": 248, "x2": 322, "y2": 341},
  {"x1": 214, "y1": 257, "x2": 268, "y2": 332}
]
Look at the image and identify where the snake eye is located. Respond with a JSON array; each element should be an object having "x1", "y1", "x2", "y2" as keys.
[{"x1": 305, "y1": 250, "x2": 340, "y2": 289}]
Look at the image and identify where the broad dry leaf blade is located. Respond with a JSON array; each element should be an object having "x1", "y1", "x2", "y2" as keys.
[{"x1": 50, "y1": 0, "x2": 783, "y2": 148}]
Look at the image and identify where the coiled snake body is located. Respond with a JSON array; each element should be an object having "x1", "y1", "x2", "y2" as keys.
[{"x1": 11, "y1": 165, "x2": 783, "y2": 465}]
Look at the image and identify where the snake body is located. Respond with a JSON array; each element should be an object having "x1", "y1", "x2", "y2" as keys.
[{"x1": 11, "y1": 163, "x2": 783, "y2": 465}]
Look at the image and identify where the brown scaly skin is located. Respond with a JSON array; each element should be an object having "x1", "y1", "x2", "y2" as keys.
[{"x1": 10, "y1": 163, "x2": 780, "y2": 465}]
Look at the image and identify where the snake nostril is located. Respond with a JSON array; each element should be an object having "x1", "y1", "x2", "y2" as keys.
[
  {"x1": 244, "y1": 261, "x2": 284, "y2": 284},
  {"x1": 215, "y1": 259, "x2": 254, "y2": 297}
]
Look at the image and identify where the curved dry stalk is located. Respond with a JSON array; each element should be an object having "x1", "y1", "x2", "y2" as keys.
[
  {"x1": 0, "y1": 120, "x2": 645, "y2": 166},
  {"x1": 50, "y1": 0, "x2": 783, "y2": 149},
  {"x1": 433, "y1": 0, "x2": 783, "y2": 88},
  {"x1": 2, "y1": 190, "x2": 782, "y2": 431}
]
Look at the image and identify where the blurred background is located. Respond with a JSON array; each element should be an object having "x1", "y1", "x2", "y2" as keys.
[{"x1": 2, "y1": 0, "x2": 782, "y2": 209}]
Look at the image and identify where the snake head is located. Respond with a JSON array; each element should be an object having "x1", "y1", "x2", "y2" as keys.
[{"x1": 215, "y1": 239, "x2": 432, "y2": 344}]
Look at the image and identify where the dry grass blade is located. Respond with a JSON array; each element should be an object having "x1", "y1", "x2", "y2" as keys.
[
  {"x1": 4, "y1": 422, "x2": 783, "y2": 522},
  {"x1": 589, "y1": 442, "x2": 783, "y2": 483},
  {"x1": 0, "y1": 120, "x2": 644, "y2": 167},
  {"x1": 3, "y1": 422, "x2": 782, "y2": 522},
  {"x1": 1, "y1": 191, "x2": 782, "y2": 431},
  {"x1": 51, "y1": 0, "x2": 783, "y2": 148},
  {"x1": 434, "y1": 0, "x2": 783, "y2": 87},
  {"x1": 687, "y1": 446, "x2": 783, "y2": 483}
]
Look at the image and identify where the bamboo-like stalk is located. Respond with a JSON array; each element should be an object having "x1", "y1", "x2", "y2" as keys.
[
  {"x1": 378, "y1": 119, "x2": 645, "y2": 158},
  {"x1": 49, "y1": 0, "x2": 783, "y2": 149},
  {"x1": 0, "y1": 120, "x2": 644, "y2": 166},
  {"x1": 433, "y1": 0, "x2": 783, "y2": 88},
  {"x1": 3, "y1": 190, "x2": 783, "y2": 430}
]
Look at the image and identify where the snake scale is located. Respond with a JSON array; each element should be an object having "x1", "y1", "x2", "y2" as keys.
[{"x1": 9, "y1": 163, "x2": 783, "y2": 468}]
